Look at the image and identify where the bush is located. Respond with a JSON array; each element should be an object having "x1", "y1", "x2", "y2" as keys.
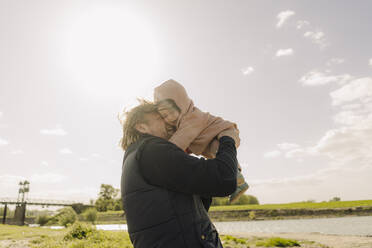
[
  {"x1": 256, "y1": 237, "x2": 300, "y2": 247},
  {"x1": 64, "y1": 222, "x2": 97, "y2": 240},
  {"x1": 256, "y1": 238, "x2": 301, "y2": 247},
  {"x1": 249, "y1": 211, "x2": 256, "y2": 220},
  {"x1": 231, "y1": 195, "x2": 259, "y2": 205},
  {"x1": 211, "y1": 197, "x2": 229, "y2": 206},
  {"x1": 329, "y1": 197, "x2": 341, "y2": 202},
  {"x1": 49, "y1": 207, "x2": 77, "y2": 227},
  {"x1": 36, "y1": 215, "x2": 51, "y2": 226},
  {"x1": 83, "y1": 208, "x2": 97, "y2": 224}
]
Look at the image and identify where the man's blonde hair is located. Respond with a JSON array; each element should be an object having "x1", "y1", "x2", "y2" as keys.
[{"x1": 118, "y1": 99, "x2": 158, "y2": 151}]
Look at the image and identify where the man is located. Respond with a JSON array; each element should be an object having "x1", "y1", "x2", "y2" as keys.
[{"x1": 120, "y1": 100, "x2": 239, "y2": 248}]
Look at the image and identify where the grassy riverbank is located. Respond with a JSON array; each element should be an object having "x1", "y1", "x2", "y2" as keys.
[
  {"x1": 77, "y1": 200, "x2": 372, "y2": 224},
  {"x1": 0, "y1": 223, "x2": 328, "y2": 248},
  {"x1": 210, "y1": 199, "x2": 372, "y2": 211}
]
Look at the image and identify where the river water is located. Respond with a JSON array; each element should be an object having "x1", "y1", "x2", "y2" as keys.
[{"x1": 94, "y1": 216, "x2": 372, "y2": 236}]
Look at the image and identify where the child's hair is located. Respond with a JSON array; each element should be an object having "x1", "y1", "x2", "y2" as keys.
[{"x1": 156, "y1": 99, "x2": 181, "y2": 113}]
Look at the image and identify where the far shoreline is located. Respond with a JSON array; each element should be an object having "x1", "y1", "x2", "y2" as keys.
[{"x1": 221, "y1": 231, "x2": 372, "y2": 248}]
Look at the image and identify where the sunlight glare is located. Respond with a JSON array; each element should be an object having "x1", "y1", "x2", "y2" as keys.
[{"x1": 65, "y1": 6, "x2": 163, "y2": 100}]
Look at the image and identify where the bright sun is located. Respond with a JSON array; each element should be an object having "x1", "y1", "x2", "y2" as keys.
[{"x1": 65, "y1": 6, "x2": 163, "y2": 100}]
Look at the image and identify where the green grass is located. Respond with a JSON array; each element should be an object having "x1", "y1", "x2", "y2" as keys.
[
  {"x1": 0, "y1": 224, "x2": 327, "y2": 248},
  {"x1": 0, "y1": 224, "x2": 67, "y2": 240},
  {"x1": 210, "y1": 199, "x2": 372, "y2": 211},
  {"x1": 0, "y1": 223, "x2": 133, "y2": 248},
  {"x1": 255, "y1": 237, "x2": 300, "y2": 247}
]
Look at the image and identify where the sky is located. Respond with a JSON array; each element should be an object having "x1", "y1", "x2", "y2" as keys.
[{"x1": 1, "y1": 0, "x2": 371, "y2": 204}]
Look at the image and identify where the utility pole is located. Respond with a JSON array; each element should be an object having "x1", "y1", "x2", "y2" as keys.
[{"x1": 15, "y1": 180, "x2": 30, "y2": 225}]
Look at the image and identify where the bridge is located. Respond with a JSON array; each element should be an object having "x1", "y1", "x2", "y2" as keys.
[
  {"x1": 0, "y1": 197, "x2": 90, "y2": 225},
  {"x1": 0, "y1": 197, "x2": 80, "y2": 207}
]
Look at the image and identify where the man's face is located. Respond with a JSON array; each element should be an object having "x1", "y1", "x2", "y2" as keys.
[{"x1": 138, "y1": 112, "x2": 171, "y2": 140}]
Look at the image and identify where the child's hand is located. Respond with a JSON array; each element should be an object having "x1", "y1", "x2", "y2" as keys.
[{"x1": 217, "y1": 128, "x2": 240, "y2": 147}]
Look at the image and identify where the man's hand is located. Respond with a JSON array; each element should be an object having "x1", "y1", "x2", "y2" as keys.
[{"x1": 217, "y1": 128, "x2": 240, "y2": 147}]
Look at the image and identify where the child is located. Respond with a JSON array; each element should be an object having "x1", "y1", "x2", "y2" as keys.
[{"x1": 154, "y1": 79, "x2": 249, "y2": 203}]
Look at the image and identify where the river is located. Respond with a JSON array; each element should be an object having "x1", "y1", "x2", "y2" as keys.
[{"x1": 94, "y1": 216, "x2": 372, "y2": 236}]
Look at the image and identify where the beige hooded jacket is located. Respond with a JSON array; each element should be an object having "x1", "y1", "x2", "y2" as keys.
[{"x1": 154, "y1": 79, "x2": 240, "y2": 158}]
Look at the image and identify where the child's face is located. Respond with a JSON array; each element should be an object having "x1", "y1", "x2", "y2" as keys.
[{"x1": 157, "y1": 101, "x2": 180, "y2": 126}]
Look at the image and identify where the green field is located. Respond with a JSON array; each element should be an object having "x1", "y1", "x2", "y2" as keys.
[
  {"x1": 0, "y1": 223, "x2": 323, "y2": 248},
  {"x1": 210, "y1": 199, "x2": 372, "y2": 211},
  {"x1": 86, "y1": 200, "x2": 372, "y2": 220}
]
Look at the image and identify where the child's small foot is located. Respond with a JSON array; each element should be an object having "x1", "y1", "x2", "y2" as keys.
[{"x1": 229, "y1": 182, "x2": 249, "y2": 204}]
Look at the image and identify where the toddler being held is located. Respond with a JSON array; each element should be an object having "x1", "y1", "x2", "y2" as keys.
[{"x1": 154, "y1": 79, "x2": 249, "y2": 203}]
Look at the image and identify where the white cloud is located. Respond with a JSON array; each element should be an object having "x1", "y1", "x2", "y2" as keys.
[
  {"x1": 285, "y1": 148, "x2": 316, "y2": 159},
  {"x1": 332, "y1": 111, "x2": 366, "y2": 126},
  {"x1": 254, "y1": 75, "x2": 372, "y2": 203},
  {"x1": 263, "y1": 150, "x2": 281, "y2": 158},
  {"x1": 277, "y1": 143, "x2": 300, "y2": 150},
  {"x1": 29, "y1": 187, "x2": 99, "y2": 203},
  {"x1": 247, "y1": 163, "x2": 372, "y2": 203},
  {"x1": 330, "y1": 77, "x2": 372, "y2": 106},
  {"x1": 41, "y1": 161, "x2": 49, "y2": 167},
  {"x1": 40, "y1": 127, "x2": 67, "y2": 136},
  {"x1": 369, "y1": 58, "x2": 372, "y2": 67},
  {"x1": 312, "y1": 77, "x2": 372, "y2": 165},
  {"x1": 80, "y1": 157, "x2": 89, "y2": 161},
  {"x1": 299, "y1": 70, "x2": 352, "y2": 86},
  {"x1": 30, "y1": 173, "x2": 66, "y2": 183},
  {"x1": 340, "y1": 103, "x2": 362, "y2": 111},
  {"x1": 0, "y1": 174, "x2": 26, "y2": 187},
  {"x1": 11, "y1": 150, "x2": 24, "y2": 155},
  {"x1": 326, "y1": 58, "x2": 345, "y2": 66},
  {"x1": 0, "y1": 174, "x2": 27, "y2": 197},
  {"x1": 276, "y1": 10, "x2": 295, "y2": 28},
  {"x1": 304, "y1": 31, "x2": 328, "y2": 48},
  {"x1": 314, "y1": 123, "x2": 372, "y2": 164},
  {"x1": 296, "y1": 20, "x2": 310, "y2": 29},
  {"x1": 0, "y1": 137, "x2": 9, "y2": 146},
  {"x1": 276, "y1": 48, "x2": 294, "y2": 57},
  {"x1": 91, "y1": 153, "x2": 102, "y2": 158},
  {"x1": 59, "y1": 148, "x2": 73, "y2": 154},
  {"x1": 250, "y1": 173, "x2": 324, "y2": 188},
  {"x1": 241, "y1": 66, "x2": 254, "y2": 75},
  {"x1": 0, "y1": 112, "x2": 3, "y2": 118}
]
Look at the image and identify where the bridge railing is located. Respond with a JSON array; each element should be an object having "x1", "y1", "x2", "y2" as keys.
[{"x1": 0, "y1": 197, "x2": 81, "y2": 206}]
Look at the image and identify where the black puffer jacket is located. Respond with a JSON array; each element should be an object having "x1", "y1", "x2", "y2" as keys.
[{"x1": 121, "y1": 134, "x2": 238, "y2": 248}]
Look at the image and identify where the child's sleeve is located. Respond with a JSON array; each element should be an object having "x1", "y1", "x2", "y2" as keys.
[{"x1": 168, "y1": 108, "x2": 209, "y2": 151}]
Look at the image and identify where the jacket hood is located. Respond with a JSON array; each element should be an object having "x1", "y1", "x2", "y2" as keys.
[{"x1": 154, "y1": 79, "x2": 192, "y2": 116}]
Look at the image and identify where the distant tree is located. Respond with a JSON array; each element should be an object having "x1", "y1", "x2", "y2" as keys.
[
  {"x1": 113, "y1": 198, "x2": 123, "y2": 211},
  {"x1": 99, "y1": 184, "x2": 119, "y2": 200},
  {"x1": 71, "y1": 203, "x2": 90, "y2": 214},
  {"x1": 231, "y1": 195, "x2": 259, "y2": 205},
  {"x1": 95, "y1": 184, "x2": 121, "y2": 212},
  {"x1": 305, "y1": 199, "x2": 316, "y2": 203},
  {"x1": 212, "y1": 195, "x2": 259, "y2": 206},
  {"x1": 83, "y1": 208, "x2": 98, "y2": 224},
  {"x1": 50, "y1": 207, "x2": 77, "y2": 227},
  {"x1": 36, "y1": 215, "x2": 51, "y2": 226},
  {"x1": 211, "y1": 197, "x2": 229, "y2": 206},
  {"x1": 329, "y1": 197, "x2": 341, "y2": 202}
]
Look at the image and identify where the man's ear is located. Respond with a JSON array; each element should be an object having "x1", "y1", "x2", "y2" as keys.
[{"x1": 135, "y1": 123, "x2": 148, "y2": 134}]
